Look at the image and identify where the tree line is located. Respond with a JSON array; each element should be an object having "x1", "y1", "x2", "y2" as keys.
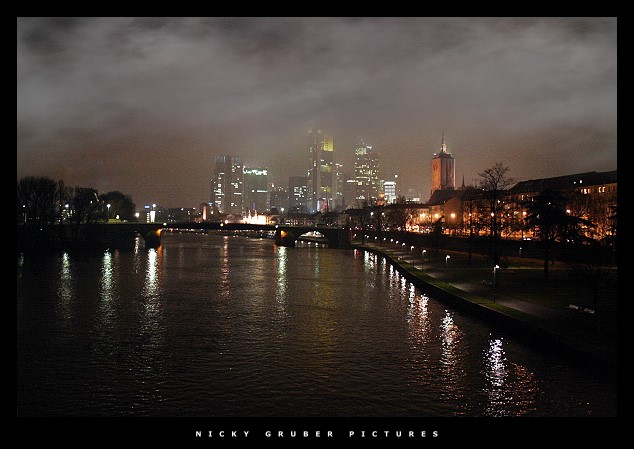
[{"x1": 17, "y1": 176, "x2": 137, "y2": 225}]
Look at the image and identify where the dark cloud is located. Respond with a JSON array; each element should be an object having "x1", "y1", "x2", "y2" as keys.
[{"x1": 17, "y1": 17, "x2": 617, "y2": 208}]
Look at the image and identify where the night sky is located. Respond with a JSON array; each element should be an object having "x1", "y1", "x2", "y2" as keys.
[{"x1": 17, "y1": 17, "x2": 617, "y2": 209}]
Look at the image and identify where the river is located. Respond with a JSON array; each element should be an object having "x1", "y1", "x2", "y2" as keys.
[{"x1": 16, "y1": 232, "x2": 617, "y2": 417}]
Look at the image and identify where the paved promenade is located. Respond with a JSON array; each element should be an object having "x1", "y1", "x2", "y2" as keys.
[{"x1": 354, "y1": 240, "x2": 618, "y2": 374}]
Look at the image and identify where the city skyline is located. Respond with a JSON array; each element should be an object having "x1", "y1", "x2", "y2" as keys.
[{"x1": 17, "y1": 17, "x2": 617, "y2": 209}]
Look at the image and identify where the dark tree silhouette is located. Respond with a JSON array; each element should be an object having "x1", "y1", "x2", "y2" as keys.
[
  {"x1": 384, "y1": 196, "x2": 409, "y2": 231},
  {"x1": 68, "y1": 187, "x2": 101, "y2": 230},
  {"x1": 17, "y1": 176, "x2": 60, "y2": 225},
  {"x1": 523, "y1": 188, "x2": 594, "y2": 280},
  {"x1": 478, "y1": 163, "x2": 514, "y2": 266},
  {"x1": 429, "y1": 216, "x2": 444, "y2": 256},
  {"x1": 99, "y1": 191, "x2": 137, "y2": 221}
]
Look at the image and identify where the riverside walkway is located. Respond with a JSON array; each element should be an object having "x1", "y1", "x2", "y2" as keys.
[{"x1": 354, "y1": 240, "x2": 618, "y2": 374}]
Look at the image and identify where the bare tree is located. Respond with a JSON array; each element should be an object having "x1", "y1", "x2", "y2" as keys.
[
  {"x1": 523, "y1": 188, "x2": 594, "y2": 280},
  {"x1": 478, "y1": 163, "x2": 514, "y2": 266},
  {"x1": 67, "y1": 187, "x2": 101, "y2": 240},
  {"x1": 384, "y1": 196, "x2": 409, "y2": 231},
  {"x1": 17, "y1": 176, "x2": 59, "y2": 225}
]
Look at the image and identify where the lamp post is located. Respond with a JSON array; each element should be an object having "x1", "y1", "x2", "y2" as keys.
[
  {"x1": 410, "y1": 246, "x2": 415, "y2": 266},
  {"x1": 493, "y1": 264, "x2": 500, "y2": 303},
  {"x1": 421, "y1": 250, "x2": 426, "y2": 273},
  {"x1": 107, "y1": 203, "x2": 111, "y2": 221},
  {"x1": 445, "y1": 255, "x2": 450, "y2": 282}
]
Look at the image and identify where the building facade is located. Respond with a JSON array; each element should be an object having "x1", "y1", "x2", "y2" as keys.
[
  {"x1": 354, "y1": 142, "x2": 380, "y2": 205},
  {"x1": 269, "y1": 183, "x2": 289, "y2": 213},
  {"x1": 289, "y1": 176, "x2": 308, "y2": 213},
  {"x1": 211, "y1": 155, "x2": 243, "y2": 215},
  {"x1": 430, "y1": 135, "x2": 455, "y2": 197},
  {"x1": 243, "y1": 167, "x2": 269, "y2": 214},
  {"x1": 383, "y1": 179, "x2": 396, "y2": 204},
  {"x1": 307, "y1": 123, "x2": 336, "y2": 213}
]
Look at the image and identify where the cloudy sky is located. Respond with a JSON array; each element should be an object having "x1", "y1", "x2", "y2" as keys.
[{"x1": 17, "y1": 17, "x2": 617, "y2": 208}]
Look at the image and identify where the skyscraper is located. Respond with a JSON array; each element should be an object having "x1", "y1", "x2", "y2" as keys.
[
  {"x1": 341, "y1": 173, "x2": 357, "y2": 209},
  {"x1": 354, "y1": 142, "x2": 380, "y2": 205},
  {"x1": 335, "y1": 163, "x2": 345, "y2": 211},
  {"x1": 243, "y1": 167, "x2": 269, "y2": 214},
  {"x1": 211, "y1": 155, "x2": 243, "y2": 215},
  {"x1": 269, "y1": 182, "x2": 288, "y2": 213},
  {"x1": 289, "y1": 176, "x2": 308, "y2": 213},
  {"x1": 307, "y1": 123, "x2": 335, "y2": 213},
  {"x1": 430, "y1": 134, "x2": 455, "y2": 196},
  {"x1": 383, "y1": 180, "x2": 397, "y2": 204}
]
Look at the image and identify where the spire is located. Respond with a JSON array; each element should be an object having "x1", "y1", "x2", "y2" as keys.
[
  {"x1": 461, "y1": 174, "x2": 465, "y2": 189},
  {"x1": 440, "y1": 131, "x2": 447, "y2": 153}
]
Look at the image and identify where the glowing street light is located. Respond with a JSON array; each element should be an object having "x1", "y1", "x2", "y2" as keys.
[
  {"x1": 493, "y1": 264, "x2": 500, "y2": 303},
  {"x1": 410, "y1": 245, "x2": 415, "y2": 265},
  {"x1": 421, "y1": 249, "x2": 426, "y2": 273},
  {"x1": 107, "y1": 203, "x2": 111, "y2": 221},
  {"x1": 445, "y1": 255, "x2": 451, "y2": 282}
]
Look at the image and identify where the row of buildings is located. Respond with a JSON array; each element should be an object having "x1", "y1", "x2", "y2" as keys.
[
  {"x1": 205, "y1": 123, "x2": 410, "y2": 222},
  {"x1": 147, "y1": 127, "x2": 616, "y2": 244}
]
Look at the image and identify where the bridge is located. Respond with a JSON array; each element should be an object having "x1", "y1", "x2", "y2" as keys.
[
  {"x1": 163, "y1": 222, "x2": 352, "y2": 249},
  {"x1": 16, "y1": 222, "x2": 353, "y2": 250}
]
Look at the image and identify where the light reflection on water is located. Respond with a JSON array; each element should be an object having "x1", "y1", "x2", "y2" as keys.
[
  {"x1": 98, "y1": 250, "x2": 116, "y2": 327},
  {"x1": 275, "y1": 246, "x2": 288, "y2": 318},
  {"x1": 16, "y1": 234, "x2": 616, "y2": 417},
  {"x1": 483, "y1": 337, "x2": 540, "y2": 416},
  {"x1": 55, "y1": 252, "x2": 74, "y2": 323}
]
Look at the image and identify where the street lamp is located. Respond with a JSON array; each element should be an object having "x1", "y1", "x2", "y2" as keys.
[
  {"x1": 410, "y1": 245, "x2": 415, "y2": 265},
  {"x1": 445, "y1": 255, "x2": 450, "y2": 282},
  {"x1": 107, "y1": 203, "x2": 111, "y2": 221},
  {"x1": 493, "y1": 264, "x2": 500, "y2": 303},
  {"x1": 421, "y1": 250, "x2": 426, "y2": 273}
]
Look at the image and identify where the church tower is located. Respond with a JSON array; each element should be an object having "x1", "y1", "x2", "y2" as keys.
[{"x1": 430, "y1": 134, "x2": 455, "y2": 196}]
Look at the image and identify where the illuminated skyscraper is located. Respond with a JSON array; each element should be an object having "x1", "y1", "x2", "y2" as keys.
[
  {"x1": 430, "y1": 134, "x2": 455, "y2": 196},
  {"x1": 269, "y1": 183, "x2": 288, "y2": 213},
  {"x1": 335, "y1": 162, "x2": 345, "y2": 210},
  {"x1": 211, "y1": 155, "x2": 243, "y2": 215},
  {"x1": 289, "y1": 176, "x2": 308, "y2": 213},
  {"x1": 307, "y1": 123, "x2": 335, "y2": 213},
  {"x1": 384, "y1": 180, "x2": 396, "y2": 204},
  {"x1": 354, "y1": 142, "x2": 380, "y2": 204},
  {"x1": 243, "y1": 167, "x2": 269, "y2": 214}
]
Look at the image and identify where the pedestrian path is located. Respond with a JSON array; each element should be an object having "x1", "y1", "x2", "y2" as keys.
[{"x1": 357, "y1": 241, "x2": 617, "y2": 372}]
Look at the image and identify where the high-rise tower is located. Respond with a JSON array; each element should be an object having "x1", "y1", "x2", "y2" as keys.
[
  {"x1": 307, "y1": 123, "x2": 335, "y2": 213},
  {"x1": 243, "y1": 167, "x2": 269, "y2": 214},
  {"x1": 430, "y1": 134, "x2": 455, "y2": 196},
  {"x1": 211, "y1": 155, "x2": 243, "y2": 215},
  {"x1": 354, "y1": 142, "x2": 380, "y2": 205}
]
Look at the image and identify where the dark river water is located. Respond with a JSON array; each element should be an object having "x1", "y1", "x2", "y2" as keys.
[{"x1": 16, "y1": 232, "x2": 617, "y2": 417}]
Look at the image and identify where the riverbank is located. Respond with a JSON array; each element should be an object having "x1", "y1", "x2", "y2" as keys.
[{"x1": 353, "y1": 241, "x2": 618, "y2": 375}]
